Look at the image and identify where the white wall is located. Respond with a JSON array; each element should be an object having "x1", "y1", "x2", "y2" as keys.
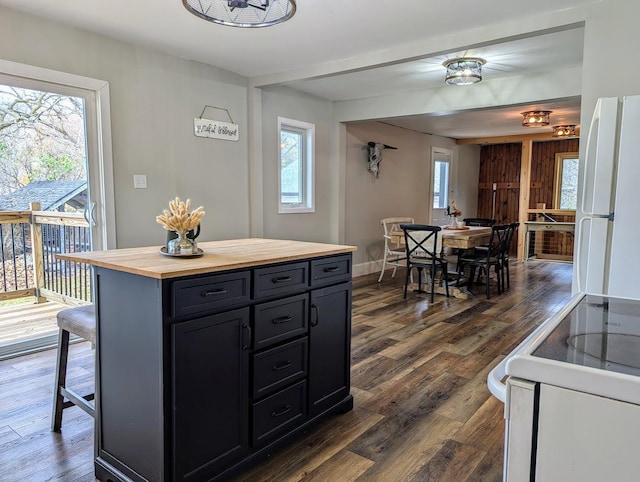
[
  {"x1": 260, "y1": 86, "x2": 335, "y2": 243},
  {"x1": 0, "y1": 7, "x2": 249, "y2": 248}
]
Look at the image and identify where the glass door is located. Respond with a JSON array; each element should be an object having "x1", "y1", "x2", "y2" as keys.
[
  {"x1": 0, "y1": 66, "x2": 113, "y2": 358},
  {"x1": 431, "y1": 147, "x2": 452, "y2": 226}
]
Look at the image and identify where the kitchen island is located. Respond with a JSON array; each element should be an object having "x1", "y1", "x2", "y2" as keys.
[{"x1": 57, "y1": 238, "x2": 356, "y2": 482}]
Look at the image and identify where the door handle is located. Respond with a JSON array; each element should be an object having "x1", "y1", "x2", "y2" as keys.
[
  {"x1": 310, "y1": 303, "x2": 318, "y2": 327},
  {"x1": 83, "y1": 201, "x2": 97, "y2": 227}
]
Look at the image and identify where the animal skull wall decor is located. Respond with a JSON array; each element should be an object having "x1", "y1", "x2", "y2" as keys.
[{"x1": 366, "y1": 141, "x2": 398, "y2": 178}]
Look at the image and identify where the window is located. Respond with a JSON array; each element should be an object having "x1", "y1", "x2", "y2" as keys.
[
  {"x1": 554, "y1": 152, "x2": 579, "y2": 209},
  {"x1": 432, "y1": 159, "x2": 450, "y2": 209},
  {"x1": 278, "y1": 117, "x2": 315, "y2": 213}
]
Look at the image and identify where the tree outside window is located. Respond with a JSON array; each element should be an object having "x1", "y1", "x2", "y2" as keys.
[{"x1": 554, "y1": 152, "x2": 579, "y2": 210}]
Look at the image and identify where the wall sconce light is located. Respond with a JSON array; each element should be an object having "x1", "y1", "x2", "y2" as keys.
[
  {"x1": 443, "y1": 57, "x2": 486, "y2": 85},
  {"x1": 552, "y1": 125, "x2": 577, "y2": 137},
  {"x1": 522, "y1": 110, "x2": 552, "y2": 127}
]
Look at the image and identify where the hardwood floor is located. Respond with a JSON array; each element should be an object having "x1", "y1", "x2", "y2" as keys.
[{"x1": 0, "y1": 261, "x2": 573, "y2": 481}]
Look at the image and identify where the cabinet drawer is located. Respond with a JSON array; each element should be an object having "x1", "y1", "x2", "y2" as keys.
[
  {"x1": 172, "y1": 271, "x2": 250, "y2": 318},
  {"x1": 253, "y1": 293, "x2": 308, "y2": 350},
  {"x1": 310, "y1": 254, "x2": 352, "y2": 287},
  {"x1": 252, "y1": 380, "x2": 306, "y2": 445},
  {"x1": 253, "y1": 337, "x2": 307, "y2": 399},
  {"x1": 253, "y1": 262, "x2": 308, "y2": 300}
]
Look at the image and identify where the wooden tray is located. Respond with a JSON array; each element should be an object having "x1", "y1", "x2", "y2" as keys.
[{"x1": 443, "y1": 226, "x2": 470, "y2": 231}]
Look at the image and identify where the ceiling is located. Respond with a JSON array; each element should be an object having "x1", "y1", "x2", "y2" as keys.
[
  {"x1": 284, "y1": 28, "x2": 584, "y2": 138},
  {"x1": 0, "y1": 0, "x2": 593, "y2": 139}
]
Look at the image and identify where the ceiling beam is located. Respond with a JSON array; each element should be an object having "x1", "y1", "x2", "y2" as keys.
[{"x1": 456, "y1": 128, "x2": 580, "y2": 145}]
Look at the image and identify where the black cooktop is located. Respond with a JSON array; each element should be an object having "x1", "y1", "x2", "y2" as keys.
[{"x1": 532, "y1": 294, "x2": 640, "y2": 377}]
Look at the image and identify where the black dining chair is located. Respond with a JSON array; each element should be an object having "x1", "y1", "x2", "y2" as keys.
[
  {"x1": 400, "y1": 224, "x2": 450, "y2": 302},
  {"x1": 456, "y1": 224, "x2": 511, "y2": 299},
  {"x1": 462, "y1": 218, "x2": 497, "y2": 227},
  {"x1": 501, "y1": 222, "x2": 520, "y2": 290},
  {"x1": 455, "y1": 218, "x2": 497, "y2": 271}
]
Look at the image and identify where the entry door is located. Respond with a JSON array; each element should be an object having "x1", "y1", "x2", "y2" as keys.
[{"x1": 430, "y1": 147, "x2": 452, "y2": 226}]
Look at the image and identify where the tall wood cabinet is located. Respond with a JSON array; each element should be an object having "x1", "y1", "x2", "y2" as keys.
[{"x1": 82, "y1": 243, "x2": 353, "y2": 482}]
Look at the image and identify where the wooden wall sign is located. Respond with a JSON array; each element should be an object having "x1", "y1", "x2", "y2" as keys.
[
  {"x1": 194, "y1": 118, "x2": 239, "y2": 141},
  {"x1": 193, "y1": 105, "x2": 239, "y2": 141}
]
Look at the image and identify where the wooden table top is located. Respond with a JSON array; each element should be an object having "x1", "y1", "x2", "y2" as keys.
[
  {"x1": 390, "y1": 226, "x2": 492, "y2": 250},
  {"x1": 55, "y1": 238, "x2": 356, "y2": 280}
]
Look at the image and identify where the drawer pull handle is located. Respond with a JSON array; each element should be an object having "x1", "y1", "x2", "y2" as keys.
[
  {"x1": 271, "y1": 276, "x2": 292, "y2": 283},
  {"x1": 201, "y1": 288, "x2": 227, "y2": 297},
  {"x1": 241, "y1": 323, "x2": 252, "y2": 350},
  {"x1": 323, "y1": 266, "x2": 339, "y2": 273},
  {"x1": 272, "y1": 360, "x2": 293, "y2": 371},
  {"x1": 271, "y1": 405, "x2": 291, "y2": 417},
  {"x1": 272, "y1": 315, "x2": 292, "y2": 324}
]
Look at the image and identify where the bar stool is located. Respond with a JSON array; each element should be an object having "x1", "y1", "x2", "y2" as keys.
[{"x1": 51, "y1": 304, "x2": 96, "y2": 432}]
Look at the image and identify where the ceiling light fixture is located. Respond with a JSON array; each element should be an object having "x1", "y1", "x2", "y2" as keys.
[
  {"x1": 442, "y1": 57, "x2": 486, "y2": 85},
  {"x1": 522, "y1": 110, "x2": 552, "y2": 127},
  {"x1": 182, "y1": 0, "x2": 296, "y2": 28},
  {"x1": 552, "y1": 125, "x2": 577, "y2": 137}
]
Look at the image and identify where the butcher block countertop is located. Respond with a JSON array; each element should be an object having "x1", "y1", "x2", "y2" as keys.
[{"x1": 55, "y1": 238, "x2": 356, "y2": 280}]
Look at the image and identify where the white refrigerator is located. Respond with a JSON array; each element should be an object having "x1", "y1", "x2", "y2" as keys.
[
  {"x1": 575, "y1": 94, "x2": 640, "y2": 298},
  {"x1": 486, "y1": 95, "x2": 640, "y2": 481}
]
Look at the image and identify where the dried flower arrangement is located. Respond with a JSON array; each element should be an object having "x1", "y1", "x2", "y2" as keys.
[
  {"x1": 156, "y1": 197, "x2": 205, "y2": 234},
  {"x1": 449, "y1": 200, "x2": 462, "y2": 218}
]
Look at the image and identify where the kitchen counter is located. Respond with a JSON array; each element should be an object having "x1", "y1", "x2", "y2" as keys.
[
  {"x1": 56, "y1": 237, "x2": 356, "y2": 279},
  {"x1": 65, "y1": 238, "x2": 356, "y2": 482}
]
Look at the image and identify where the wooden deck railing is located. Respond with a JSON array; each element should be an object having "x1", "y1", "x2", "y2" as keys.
[{"x1": 0, "y1": 202, "x2": 92, "y2": 305}]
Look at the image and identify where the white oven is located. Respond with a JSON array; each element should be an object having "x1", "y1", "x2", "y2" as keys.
[{"x1": 488, "y1": 293, "x2": 640, "y2": 481}]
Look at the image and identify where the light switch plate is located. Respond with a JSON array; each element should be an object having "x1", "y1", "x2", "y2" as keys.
[{"x1": 133, "y1": 174, "x2": 147, "y2": 189}]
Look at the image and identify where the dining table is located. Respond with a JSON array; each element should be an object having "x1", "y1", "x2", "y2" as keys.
[
  {"x1": 388, "y1": 225, "x2": 493, "y2": 299},
  {"x1": 389, "y1": 225, "x2": 492, "y2": 250}
]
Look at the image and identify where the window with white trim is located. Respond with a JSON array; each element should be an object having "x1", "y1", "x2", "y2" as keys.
[{"x1": 278, "y1": 117, "x2": 315, "y2": 213}]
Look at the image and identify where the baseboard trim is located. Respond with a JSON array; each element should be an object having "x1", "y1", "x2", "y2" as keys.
[{"x1": 353, "y1": 260, "x2": 405, "y2": 279}]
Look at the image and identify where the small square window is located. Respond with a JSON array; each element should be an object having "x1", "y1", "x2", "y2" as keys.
[{"x1": 278, "y1": 117, "x2": 315, "y2": 213}]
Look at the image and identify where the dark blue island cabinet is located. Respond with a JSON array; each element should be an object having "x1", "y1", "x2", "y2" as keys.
[{"x1": 58, "y1": 239, "x2": 355, "y2": 482}]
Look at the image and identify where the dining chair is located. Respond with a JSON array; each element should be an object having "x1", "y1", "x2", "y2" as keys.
[
  {"x1": 456, "y1": 224, "x2": 511, "y2": 299},
  {"x1": 501, "y1": 222, "x2": 520, "y2": 289},
  {"x1": 400, "y1": 223, "x2": 450, "y2": 302},
  {"x1": 455, "y1": 218, "x2": 497, "y2": 269},
  {"x1": 462, "y1": 218, "x2": 497, "y2": 227},
  {"x1": 378, "y1": 217, "x2": 414, "y2": 282}
]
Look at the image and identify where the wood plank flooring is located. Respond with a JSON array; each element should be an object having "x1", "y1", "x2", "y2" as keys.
[
  {"x1": 0, "y1": 299, "x2": 68, "y2": 345},
  {"x1": 0, "y1": 261, "x2": 573, "y2": 481}
]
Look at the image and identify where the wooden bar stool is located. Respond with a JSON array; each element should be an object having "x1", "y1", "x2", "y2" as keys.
[{"x1": 51, "y1": 304, "x2": 96, "y2": 432}]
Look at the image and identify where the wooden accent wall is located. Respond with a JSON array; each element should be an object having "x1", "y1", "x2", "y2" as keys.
[
  {"x1": 477, "y1": 143, "x2": 522, "y2": 224},
  {"x1": 529, "y1": 139, "x2": 580, "y2": 208},
  {"x1": 478, "y1": 139, "x2": 580, "y2": 259}
]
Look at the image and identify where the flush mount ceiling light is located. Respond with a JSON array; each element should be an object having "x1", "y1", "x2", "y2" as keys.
[
  {"x1": 522, "y1": 110, "x2": 552, "y2": 127},
  {"x1": 552, "y1": 125, "x2": 577, "y2": 137},
  {"x1": 182, "y1": 0, "x2": 296, "y2": 28},
  {"x1": 442, "y1": 57, "x2": 486, "y2": 85}
]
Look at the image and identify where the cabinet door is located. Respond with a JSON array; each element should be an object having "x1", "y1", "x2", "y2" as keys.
[
  {"x1": 308, "y1": 282, "x2": 352, "y2": 417},
  {"x1": 172, "y1": 308, "x2": 250, "y2": 481}
]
